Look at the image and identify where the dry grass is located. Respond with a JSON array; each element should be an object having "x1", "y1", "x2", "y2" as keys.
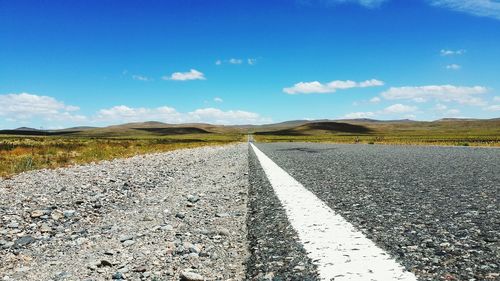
[
  {"x1": 0, "y1": 134, "x2": 244, "y2": 178},
  {"x1": 254, "y1": 134, "x2": 500, "y2": 147},
  {"x1": 253, "y1": 120, "x2": 500, "y2": 147}
]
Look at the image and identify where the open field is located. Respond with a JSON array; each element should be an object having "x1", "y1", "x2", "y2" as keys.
[
  {"x1": 254, "y1": 119, "x2": 500, "y2": 147},
  {"x1": 1, "y1": 118, "x2": 499, "y2": 177},
  {"x1": 0, "y1": 133, "x2": 243, "y2": 178}
]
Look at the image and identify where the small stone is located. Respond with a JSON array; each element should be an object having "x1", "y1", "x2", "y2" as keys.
[
  {"x1": 218, "y1": 228, "x2": 230, "y2": 236},
  {"x1": 166, "y1": 242, "x2": 175, "y2": 255},
  {"x1": 133, "y1": 266, "x2": 147, "y2": 273},
  {"x1": 7, "y1": 222, "x2": 19, "y2": 228},
  {"x1": 175, "y1": 213, "x2": 185, "y2": 219},
  {"x1": 31, "y1": 210, "x2": 45, "y2": 218},
  {"x1": 63, "y1": 210, "x2": 76, "y2": 218},
  {"x1": 119, "y1": 235, "x2": 134, "y2": 242},
  {"x1": 180, "y1": 271, "x2": 204, "y2": 281},
  {"x1": 294, "y1": 265, "x2": 305, "y2": 271},
  {"x1": 407, "y1": 245, "x2": 418, "y2": 251},
  {"x1": 142, "y1": 215, "x2": 154, "y2": 221},
  {"x1": 122, "y1": 240, "x2": 135, "y2": 247},
  {"x1": 51, "y1": 210, "x2": 64, "y2": 220},
  {"x1": 186, "y1": 243, "x2": 201, "y2": 253},
  {"x1": 100, "y1": 260, "x2": 113, "y2": 267},
  {"x1": 15, "y1": 236, "x2": 35, "y2": 246},
  {"x1": 187, "y1": 195, "x2": 200, "y2": 203},
  {"x1": 76, "y1": 237, "x2": 87, "y2": 245},
  {"x1": 215, "y1": 212, "x2": 230, "y2": 218},
  {"x1": 112, "y1": 272, "x2": 124, "y2": 279},
  {"x1": 162, "y1": 224, "x2": 173, "y2": 231},
  {"x1": 40, "y1": 223, "x2": 52, "y2": 233}
]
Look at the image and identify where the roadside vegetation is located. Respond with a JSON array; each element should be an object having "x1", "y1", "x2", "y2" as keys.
[
  {"x1": 0, "y1": 134, "x2": 243, "y2": 178},
  {"x1": 254, "y1": 120, "x2": 500, "y2": 147},
  {"x1": 1, "y1": 119, "x2": 498, "y2": 177}
]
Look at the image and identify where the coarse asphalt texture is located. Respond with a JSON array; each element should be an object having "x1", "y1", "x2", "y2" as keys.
[
  {"x1": 247, "y1": 146, "x2": 319, "y2": 280},
  {"x1": 251, "y1": 142, "x2": 499, "y2": 281}
]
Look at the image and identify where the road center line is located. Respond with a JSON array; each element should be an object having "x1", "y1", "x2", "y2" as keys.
[{"x1": 250, "y1": 143, "x2": 417, "y2": 281}]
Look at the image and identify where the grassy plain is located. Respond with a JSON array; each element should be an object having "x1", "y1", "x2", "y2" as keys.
[
  {"x1": 0, "y1": 133, "x2": 243, "y2": 178},
  {"x1": 253, "y1": 120, "x2": 500, "y2": 147},
  {"x1": 1, "y1": 119, "x2": 498, "y2": 177}
]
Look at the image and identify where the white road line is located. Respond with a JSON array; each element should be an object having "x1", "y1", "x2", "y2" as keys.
[{"x1": 250, "y1": 143, "x2": 417, "y2": 281}]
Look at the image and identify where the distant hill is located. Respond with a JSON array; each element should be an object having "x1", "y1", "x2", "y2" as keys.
[
  {"x1": 1, "y1": 118, "x2": 499, "y2": 137},
  {"x1": 133, "y1": 127, "x2": 211, "y2": 135},
  {"x1": 256, "y1": 121, "x2": 372, "y2": 136},
  {"x1": 14, "y1": 127, "x2": 40, "y2": 131}
]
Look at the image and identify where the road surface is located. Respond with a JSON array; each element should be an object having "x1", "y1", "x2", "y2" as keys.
[
  {"x1": 1, "y1": 142, "x2": 498, "y2": 280},
  {"x1": 247, "y1": 142, "x2": 499, "y2": 281}
]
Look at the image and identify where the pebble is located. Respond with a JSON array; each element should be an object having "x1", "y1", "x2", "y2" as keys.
[
  {"x1": 63, "y1": 210, "x2": 76, "y2": 218},
  {"x1": 112, "y1": 271, "x2": 124, "y2": 279},
  {"x1": 187, "y1": 195, "x2": 200, "y2": 203},
  {"x1": 180, "y1": 271, "x2": 205, "y2": 281},
  {"x1": 31, "y1": 210, "x2": 46, "y2": 218}
]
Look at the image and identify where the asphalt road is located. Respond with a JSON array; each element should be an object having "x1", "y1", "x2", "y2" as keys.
[{"x1": 248, "y1": 142, "x2": 499, "y2": 281}]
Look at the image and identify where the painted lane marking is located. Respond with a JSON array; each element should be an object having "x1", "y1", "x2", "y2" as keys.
[{"x1": 250, "y1": 143, "x2": 417, "y2": 281}]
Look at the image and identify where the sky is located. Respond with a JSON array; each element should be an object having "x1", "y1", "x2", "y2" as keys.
[{"x1": 1, "y1": 0, "x2": 500, "y2": 129}]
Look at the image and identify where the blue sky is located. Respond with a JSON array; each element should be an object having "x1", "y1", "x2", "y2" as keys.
[{"x1": 1, "y1": 0, "x2": 500, "y2": 128}]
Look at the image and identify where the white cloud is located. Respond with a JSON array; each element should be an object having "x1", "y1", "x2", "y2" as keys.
[
  {"x1": 217, "y1": 58, "x2": 258, "y2": 65},
  {"x1": 132, "y1": 74, "x2": 152, "y2": 81},
  {"x1": 319, "y1": 0, "x2": 389, "y2": 8},
  {"x1": 433, "y1": 103, "x2": 461, "y2": 116},
  {"x1": 446, "y1": 64, "x2": 461, "y2": 70},
  {"x1": 163, "y1": 69, "x2": 206, "y2": 81},
  {"x1": 445, "y1": 109, "x2": 461, "y2": 115},
  {"x1": 283, "y1": 79, "x2": 384, "y2": 94},
  {"x1": 343, "y1": 111, "x2": 376, "y2": 119},
  {"x1": 188, "y1": 108, "x2": 270, "y2": 124},
  {"x1": 229, "y1": 58, "x2": 243, "y2": 64},
  {"x1": 369, "y1": 96, "x2": 381, "y2": 103},
  {"x1": 484, "y1": 105, "x2": 500, "y2": 111},
  {"x1": 381, "y1": 85, "x2": 488, "y2": 105},
  {"x1": 381, "y1": 104, "x2": 418, "y2": 114},
  {"x1": 440, "y1": 49, "x2": 466, "y2": 56},
  {"x1": 493, "y1": 96, "x2": 500, "y2": 102},
  {"x1": 0, "y1": 93, "x2": 85, "y2": 122},
  {"x1": 95, "y1": 105, "x2": 269, "y2": 125},
  {"x1": 430, "y1": 0, "x2": 500, "y2": 20},
  {"x1": 214, "y1": 97, "x2": 223, "y2": 103},
  {"x1": 343, "y1": 103, "x2": 417, "y2": 119}
]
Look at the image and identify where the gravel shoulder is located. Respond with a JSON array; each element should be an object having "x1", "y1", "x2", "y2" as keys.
[
  {"x1": 0, "y1": 144, "x2": 249, "y2": 281},
  {"x1": 255, "y1": 143, "x2": 500, "y2": 281}
]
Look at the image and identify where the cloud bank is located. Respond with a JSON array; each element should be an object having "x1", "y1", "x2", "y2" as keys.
[
  {"x1": 283, "y1": 79, "x2": 384, "y2": 94},
  {"x1": 0, "y1": 93, "x2": 85, "y2": 122},
  {"x1": 381, "y1": 85, "x2": 488, "y2": 105},
  {"x1": 0, "y1": 93, "x2": 270, "y2": 128}
]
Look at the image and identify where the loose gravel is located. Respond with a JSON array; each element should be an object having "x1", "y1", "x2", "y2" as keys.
[
  {"x1": 255, "y1": 143, "x2": 500, "y2": 281},
  {"x1": 0, "y1": 144, "x2": 249, "y2": 281}
]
